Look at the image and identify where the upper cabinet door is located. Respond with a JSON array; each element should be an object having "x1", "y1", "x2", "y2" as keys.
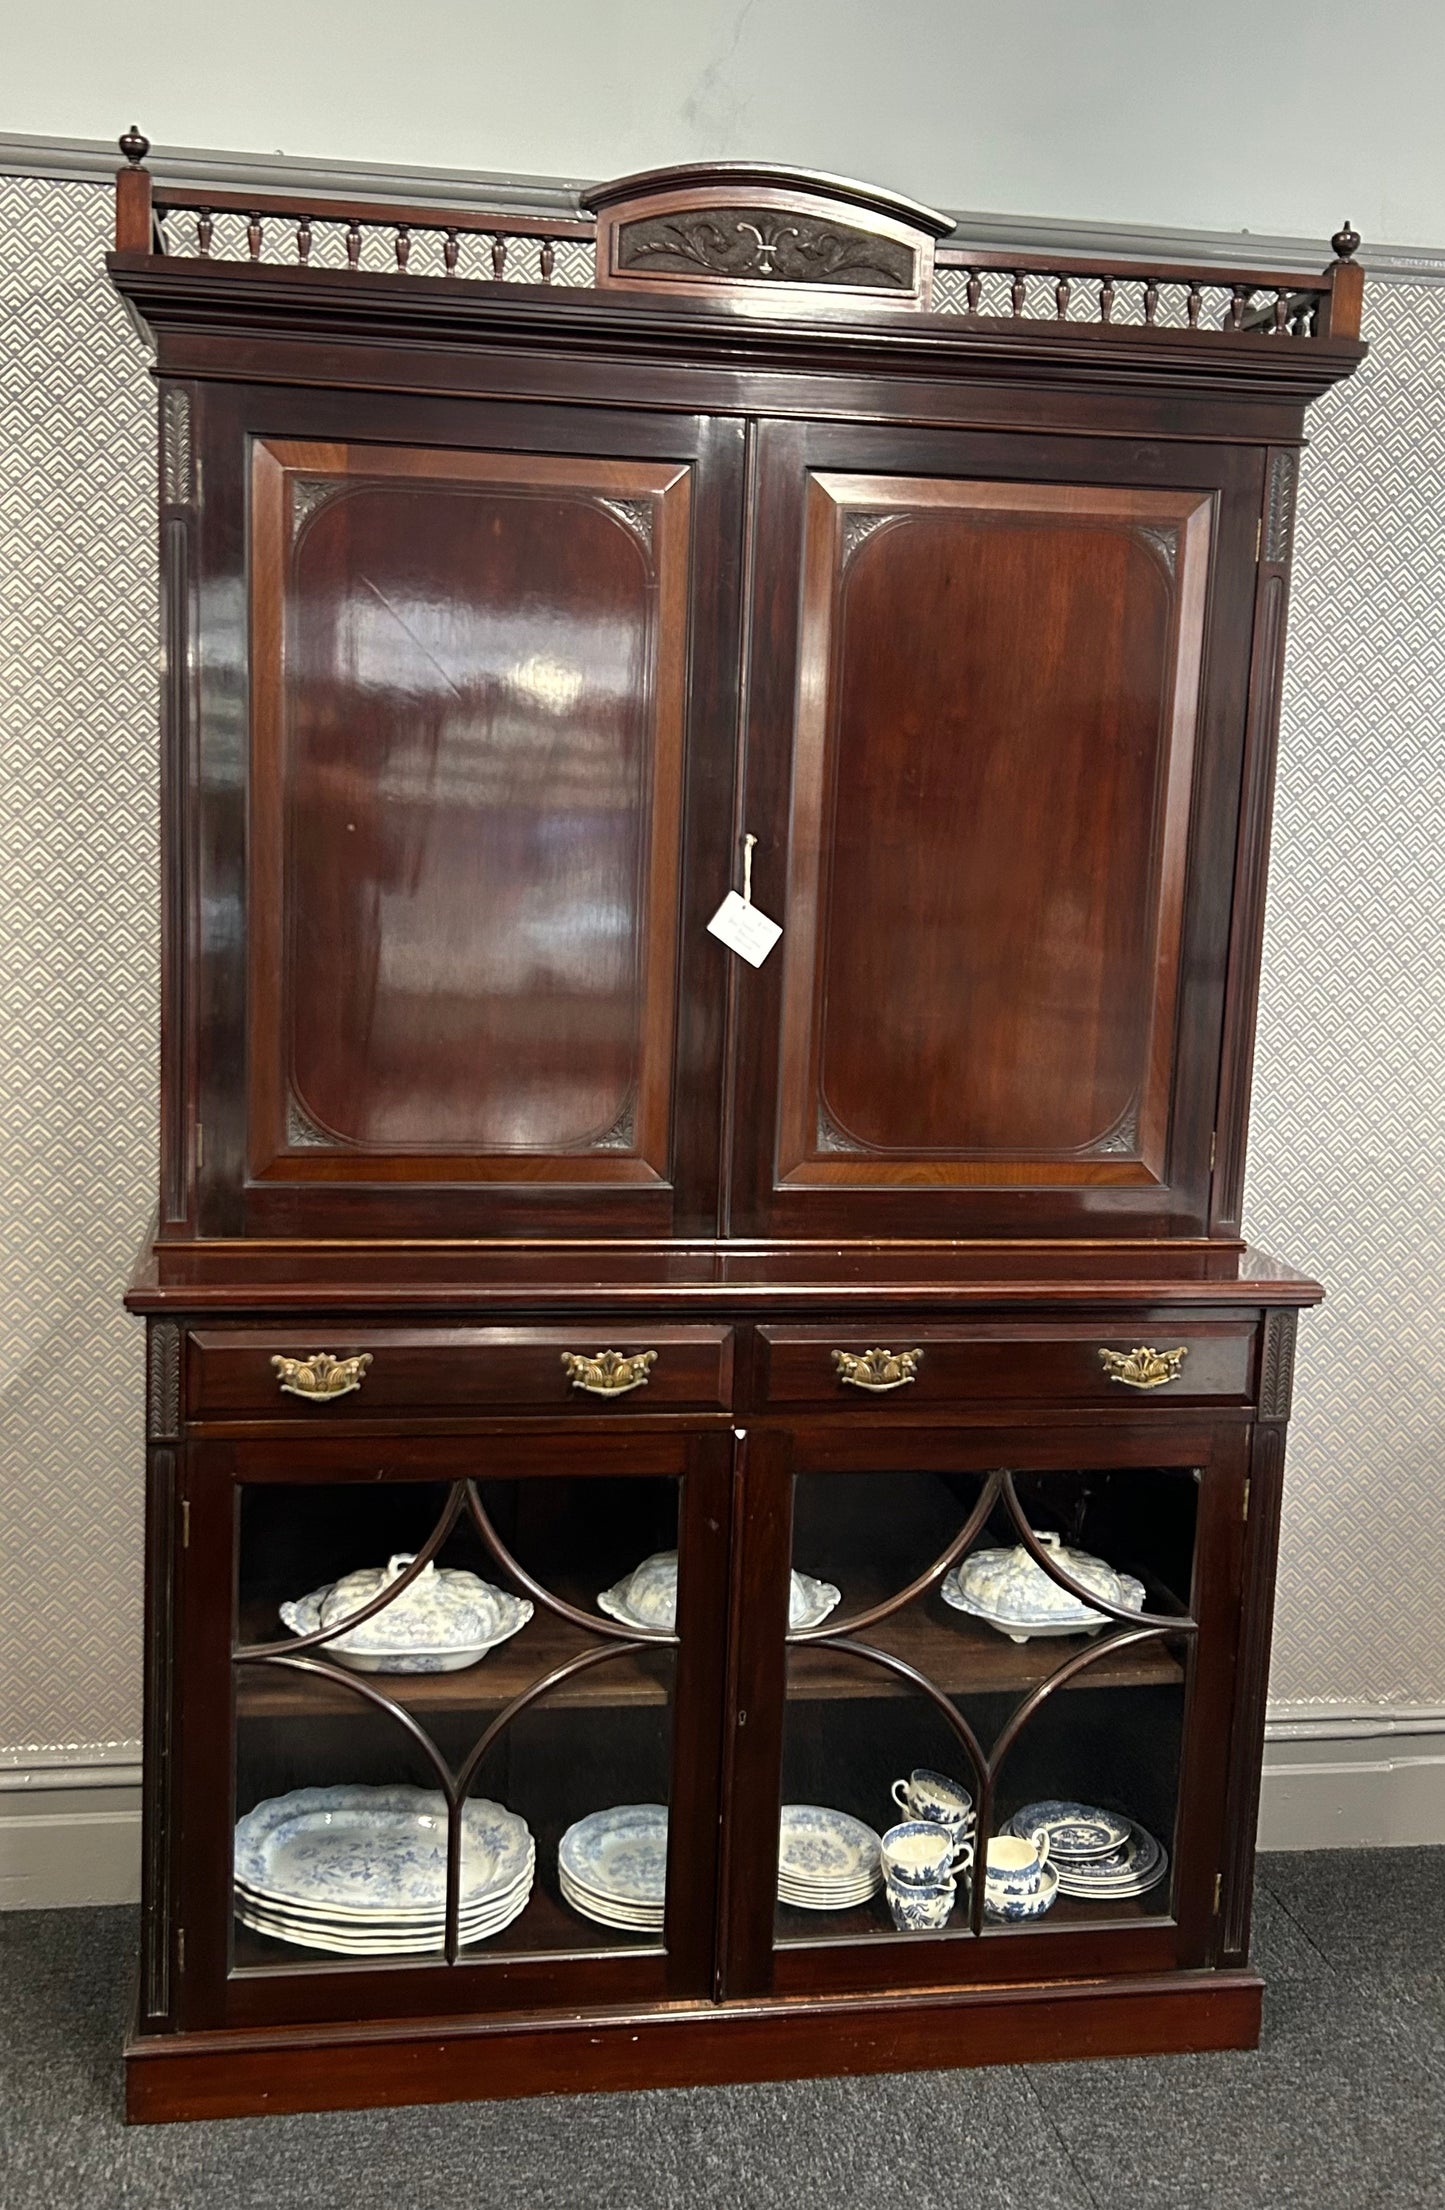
[
  {"x1": 728, "y1": 418, "x2": 1263, "y2": 1241},
  {"x1": 196, "y1": 395, "x2": 744, "y2": 1239}
]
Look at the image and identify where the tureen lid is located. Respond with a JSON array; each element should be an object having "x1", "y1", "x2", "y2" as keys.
[
  {"x1": 291, "y1": 1555, "x2": 523, "y2": 1653},
  {"x1": 601, "y1": 1550, "x2": 840, "y2": 1632},
  {"x1": 954, "y1": 1532, "x2": 1143, "y2": 1624}
]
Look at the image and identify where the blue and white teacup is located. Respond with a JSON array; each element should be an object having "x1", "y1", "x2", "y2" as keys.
[
  {"x1": 890, "y1": 1768, "x2": 975, "y2": 1834},
  {"x1": 882, "y1": 1820, "x2": 974, "y2": 1888},
  {"x1": 983, "y1": 1828, "x2": 1050, "y2": 1905},
  {"x1": 885, "y1": 1872, "x2": 956, "y2": 1932}
]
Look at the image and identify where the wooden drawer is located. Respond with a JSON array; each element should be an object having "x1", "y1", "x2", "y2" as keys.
[
  {"x1": 756, "y1": 1319, "x2": 1257, "y2": 1410},
  {"x1": 185, "y1": 1325, "x2": 735, "y2": 1419}
]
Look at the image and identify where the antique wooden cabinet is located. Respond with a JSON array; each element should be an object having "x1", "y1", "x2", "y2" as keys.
[{"x1": 108, "y1": 135, "x2": 1364, "y2": 2121}]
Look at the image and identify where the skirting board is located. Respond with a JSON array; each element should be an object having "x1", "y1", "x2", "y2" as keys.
[{"x1": 3, "y1": 1713, "x2": 1442, "y2": 1908}]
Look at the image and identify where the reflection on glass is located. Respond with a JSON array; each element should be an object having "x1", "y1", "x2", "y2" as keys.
[
  {"x1": 778, "y1": 1464, "x2": 1197, "y2": 1944},
  {"x1": 232, "y1": 1474, "x2": 680, "y2": 1970}
]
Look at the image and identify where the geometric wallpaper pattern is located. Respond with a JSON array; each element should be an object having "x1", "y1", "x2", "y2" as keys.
[
  {"x1": 1245, "y1": 281, "x2": 1445, "y2": 1710},
  {"x1": 0, "y1": 173, "x2": 1439, "y2": 1765},
  {"x1": 0, "y1": 178, "x2": 157, "y2": 1757}
]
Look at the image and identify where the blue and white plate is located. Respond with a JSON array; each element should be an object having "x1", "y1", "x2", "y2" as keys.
[
  {"x1": 559, "y1": 1805, "x2": 668, "y2": 1908},
  {"x1": 777, "y1": 1805, "x2": 881, "y2": 1894},
  {"x1": 1053, "y1": 1824, "x2": 1168, "y2": 1899},
  {"x1": 234, "y1": 1786, "x2": 533, "y2": 1918},
  {"x1": 235, "y1": 1875, "x2": 532, "y2": 1954},
  {"x1": 1003, "y1": 1800, "x2": 1132, "y2": 1859}
]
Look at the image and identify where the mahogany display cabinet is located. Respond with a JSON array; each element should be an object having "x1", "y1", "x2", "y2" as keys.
[{"x1": 107, "y1": 136, "x2": 1364, "y2": 2120}]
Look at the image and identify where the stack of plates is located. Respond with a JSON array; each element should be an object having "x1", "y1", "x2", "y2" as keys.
[
  {"x1": 559, "y1": 1804, "x2": 668, "y2": 1933},
  {"x1": 1002, "y1": 1799, "x2": 1168, "y2": 1901},
  {"x1": 233, "y1": 1784, "x2": 534, "y2": 1955},
  {"x1": 777, "y1": 1805, "x2": 882, "y2": 1910}
]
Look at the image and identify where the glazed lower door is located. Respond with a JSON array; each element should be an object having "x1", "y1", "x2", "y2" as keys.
[
  {"x1": 721, "y1": 1423, "x2": 1247, "y2": 1998},
  {"x1": 178, "y1": 1429, "x2": 731, "y2": 2028}
]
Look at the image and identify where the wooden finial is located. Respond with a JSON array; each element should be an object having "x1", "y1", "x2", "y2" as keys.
[
  {"x1": 1331, "y1": 220, "x2": 1361, "y2": 262},
  {"x1": 119, "y1": 125, "x2": 151, "y2": 167}
]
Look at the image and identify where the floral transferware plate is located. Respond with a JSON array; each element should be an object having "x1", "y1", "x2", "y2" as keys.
[
  {"x1": 597, "y1": 1549, "x2": 840, "y2": 1635},
  {"x1": 942, "y1": 1532, "x2": 1146, "y2": 1643},
  {"x1": 233, "y1": 1786, "x2": 534, "y2": 1916},
  {"x1": 234, "y1": 1879, "x2": 532, "y2": 1954},
  {"x1": 559, "y1": 1805, "x2": 669, "y2": 1907},
  {"x1": 280, "y1": 1554, "x2": 533, "y2": 1672},
  {"x1": 777, "y1": 1805, "x2": 882, "y2": 1890}
]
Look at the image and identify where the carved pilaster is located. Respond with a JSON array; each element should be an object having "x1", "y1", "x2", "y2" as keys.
[
  {"x1": 146, "y1": 1321, "x2": 182, "y2": 1443},
  {"x1": 1265, "y1": 450, "x2": 1298, "y2": 564},
  {"x1": 1259, "y1": 1308, "x2": 1299, "y2": 1421},
  {"x1": 142, "y1": 1446, "x2": 178, "y2": 2023},
  {"x1": 161, "y1": 389, "x2": 194, "y2": 507}
]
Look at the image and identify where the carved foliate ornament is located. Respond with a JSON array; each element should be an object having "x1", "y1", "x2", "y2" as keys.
[
  {"x1": 1098, "y1": 1345, "x2": 1189, "y2": 1390},
  {"x1": 832, "y1": 1347, "x2": 923, "y2": 1392}
]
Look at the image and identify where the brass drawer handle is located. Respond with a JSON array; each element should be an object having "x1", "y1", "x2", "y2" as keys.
[
  {"x1": 561, "y1": 1349, "x2": 658, "y2": 1397},
  {"x1": 271, "y1": 1351, "x2": 372, "y2": 1402},
  {"x1": 832, "y1": 1347, "x2": 923, "y2": 1393},
  {"x1": 1099, "y1": 1345, "x2": 1189, "y2": 1390}
]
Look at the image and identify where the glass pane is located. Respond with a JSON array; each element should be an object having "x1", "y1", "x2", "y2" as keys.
[
  {"x1": 777, "y1": 1462, "x2": 1197, "y2": 1948},
  {"x1": 233, "y1": 1471, "x2": 681, "y2": 1972}
]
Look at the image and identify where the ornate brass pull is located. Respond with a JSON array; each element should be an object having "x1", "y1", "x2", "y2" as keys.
[
  {"x1": 561, "y1": 1348, "x2": 658, "y2": 1397},
  {"x1": 832, "y1": 1347, "x2": 923, "y2": 1393},
  {"x1": 1098, "y1": 1345, "x2": 1189, "y2": 1390},
  {"x1": 271, "y1": 1351, "x2": 372, "y2": 1402}
]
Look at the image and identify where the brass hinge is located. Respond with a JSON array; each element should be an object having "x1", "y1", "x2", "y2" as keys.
[
  {"x1": 1255, "y1": 517, "x2": 1262, "y2": 562},
  {"x1": 1209, "y1": 1130, "x2": 1217, "y2": 1172},
  {"x1": 1213, "y1": 1872, "x2": 1223, "y2": 1915},
  {"x1": 176, "y1": 1926, "x2": 186, "y2": 1975},
  {"x1": 1242, "y1": 1478, "x2": 1251, "y2": 1525},
  {"x1": 195, "y1": 1122, "x2": 204, "y2": 1170},
  {"x1": 181, "y1": 1498, "x2": 190, "y2": 1548}
]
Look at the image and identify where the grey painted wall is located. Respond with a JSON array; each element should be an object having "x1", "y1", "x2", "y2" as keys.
[{"x1": 6, "y1": 0, "x2": 1445, "y2": 245}]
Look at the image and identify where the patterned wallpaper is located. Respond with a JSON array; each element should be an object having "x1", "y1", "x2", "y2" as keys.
[{"x1": 1, "y1": 174, "x2": 1441, "y2": 1765}]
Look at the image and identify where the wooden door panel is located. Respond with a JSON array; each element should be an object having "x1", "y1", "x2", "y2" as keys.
[
  {"x1": 251, "y1": 442, "x2": 688, "y2": 1188},
  {"x1": 791, "y1": 477, "x2": 1208, "y2": 1174},
  {"x1": 732, "y1": 421, "x2": 1260, "y2": 1240}
]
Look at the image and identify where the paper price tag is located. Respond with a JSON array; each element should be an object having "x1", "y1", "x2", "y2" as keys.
[{"x1": 707, "y1": 890, "x2": 782, "y2": 968}]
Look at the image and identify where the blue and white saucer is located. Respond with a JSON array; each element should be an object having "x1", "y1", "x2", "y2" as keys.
[{"x1": 1003, "y1": 1800, "x2": 1131, "y2": 1859}]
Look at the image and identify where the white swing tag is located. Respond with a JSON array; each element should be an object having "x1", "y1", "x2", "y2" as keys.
[{"x1": 707, "y1": 890, "x2": 782, "y2": 968}]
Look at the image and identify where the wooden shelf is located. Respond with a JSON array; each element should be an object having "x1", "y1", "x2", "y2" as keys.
[{"x1": 234, "y1": 1585, "x2": 1183, "y2": 1721}]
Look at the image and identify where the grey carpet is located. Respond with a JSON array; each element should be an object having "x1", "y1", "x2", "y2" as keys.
[{"x1": 1, "y1": 1849, "x2": 1442, "y2": 2210}]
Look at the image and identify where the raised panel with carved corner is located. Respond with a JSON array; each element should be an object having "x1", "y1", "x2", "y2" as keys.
[
  {"x1": 730, "y1": 419, "x2": 1262, "y2": 1241},
  {"x1": 243, "y1": 431, "x2": 724, "y2": 1238}
]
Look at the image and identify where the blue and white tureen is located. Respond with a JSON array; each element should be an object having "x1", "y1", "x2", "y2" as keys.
[
  {"x1": 598, "y1": 1549, "x2": 840, "y2": 1634},
  {"x1": 942, "y1": 1531, "x2": 1145, "y2": 1643},
  {"x1": 280, "y1": 1553, "x2": 533, "y2": 1672}
]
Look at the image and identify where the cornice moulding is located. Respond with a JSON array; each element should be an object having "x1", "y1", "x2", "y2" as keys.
[{"x1": 3, "y1": 129, "x2": 1441, "y2": 285}]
